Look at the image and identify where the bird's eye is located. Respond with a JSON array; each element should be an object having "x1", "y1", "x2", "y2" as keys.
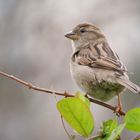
[{"x1": 80, "y1": 29, "x2": 86, "y2": 33}]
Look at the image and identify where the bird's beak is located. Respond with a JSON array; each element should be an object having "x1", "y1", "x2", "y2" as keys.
[{"x1": 65, "y1": 31, "x2": 78, "y2": 40}]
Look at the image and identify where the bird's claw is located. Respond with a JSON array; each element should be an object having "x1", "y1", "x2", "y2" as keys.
[{"x1": 114, "y1": 106, "x2": 122, "y2": 117}]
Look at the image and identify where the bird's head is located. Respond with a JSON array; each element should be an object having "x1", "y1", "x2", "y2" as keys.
[{"x1": 65, "y1": 23, "x2": 105, "y2": 50}]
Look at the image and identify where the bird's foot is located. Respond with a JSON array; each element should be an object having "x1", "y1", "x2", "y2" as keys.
[{"x1": 114, "y1": 106, "x2": 122, "y2": 117}]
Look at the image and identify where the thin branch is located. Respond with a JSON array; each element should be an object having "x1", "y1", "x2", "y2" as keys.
[
  {"x1": 86, "y1": 135, "x2": 101, "y2": 140},
  {"x1": 133, "y1": 135, "x2": 140, "y2": 140},
  {"x1": 61, "y1": 116, "x2": 73, "y2": 140},
  {"x1": 0, "y1": 71, "x2": 125, "y2": 116}
]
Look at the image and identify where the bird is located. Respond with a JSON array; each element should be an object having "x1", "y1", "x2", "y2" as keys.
[{"x1": 65, "y1": 23, "x2": 140, "y2": 113}]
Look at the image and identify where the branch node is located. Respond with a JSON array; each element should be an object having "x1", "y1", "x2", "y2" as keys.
[
  {"x1": 27, "y1": 83, "x2": 33, "y2": 89},
  {"x1": 64, "y1": 91, "x2": 69, "y2": 98}
]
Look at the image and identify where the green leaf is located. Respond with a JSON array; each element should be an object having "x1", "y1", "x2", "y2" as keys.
[
  {"x1": 125, "y1": 107, "x2": 140, "y2": 132},
  {"x1": 98, "y1": 119, "x2": 125, "y2": 140},
  {"x1": 75, "y1": 92, "x2": 90, "y2": 108},
  {"x1": 102, "y1": 119, "x2": 118, "y2": 136},
  {"x1": 104, "y1": 123, "x2": 125, "y2": 140},
  {"x1": 57, "y1": 97, "x2": 94, "y2": 137}
]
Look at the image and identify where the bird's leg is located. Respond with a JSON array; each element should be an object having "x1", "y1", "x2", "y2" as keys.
[{"x1": 114, "y1": 94, "x2": 122, "y2": 116}]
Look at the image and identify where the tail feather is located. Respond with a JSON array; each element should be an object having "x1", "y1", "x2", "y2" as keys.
[{"x1": 117, "y1": 78, "x2": 140, "y2": 94}]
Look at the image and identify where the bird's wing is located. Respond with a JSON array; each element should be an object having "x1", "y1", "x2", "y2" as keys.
[{"x1": 73, "y1": 42, "x2": 127, "y2": 73}]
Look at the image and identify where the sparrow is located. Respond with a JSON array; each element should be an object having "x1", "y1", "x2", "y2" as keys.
[{"x1": 65, "y1": 23, "x2": 140, "y2": 112}]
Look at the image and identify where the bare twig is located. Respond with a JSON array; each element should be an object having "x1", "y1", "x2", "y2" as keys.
[
  {"x1": 86, "y1": 135, "x2": 101, "y2": 140},
  {"x1": 0, "y1": 71, "x2": 125, "y2": 116},
  {"x1": 133, "y1": 135, "x2": 140, "y2": 140},
  {"x1": 61, "y1": 116, "x2": 73, "y2": 140}
]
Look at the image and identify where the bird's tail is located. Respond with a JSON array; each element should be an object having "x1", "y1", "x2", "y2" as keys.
[{"x1": 117, "y1": 78, "x2": 140, "y2": 94}]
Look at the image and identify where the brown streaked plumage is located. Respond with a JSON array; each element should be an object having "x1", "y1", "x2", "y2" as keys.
[{"x1": 65, "y1": 23, "x2": 140, "y2": 112}]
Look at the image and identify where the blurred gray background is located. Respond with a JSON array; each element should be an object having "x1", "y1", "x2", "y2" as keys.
[{"x1": 0, "y1": 0, "x2": 140, "y2": 140}]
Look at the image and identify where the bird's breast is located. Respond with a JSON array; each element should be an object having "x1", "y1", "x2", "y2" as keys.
[
  {"x1": 70, "y1": 60, "x2": 117, "y2": 86},
  {"x1": 70, "y1": 60, "x2": 125, "y2": 101}
]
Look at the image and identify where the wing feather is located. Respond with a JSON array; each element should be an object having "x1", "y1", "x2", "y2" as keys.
[{"x1": 73, "y1": 42, "x2": 127, "y2": 74}]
